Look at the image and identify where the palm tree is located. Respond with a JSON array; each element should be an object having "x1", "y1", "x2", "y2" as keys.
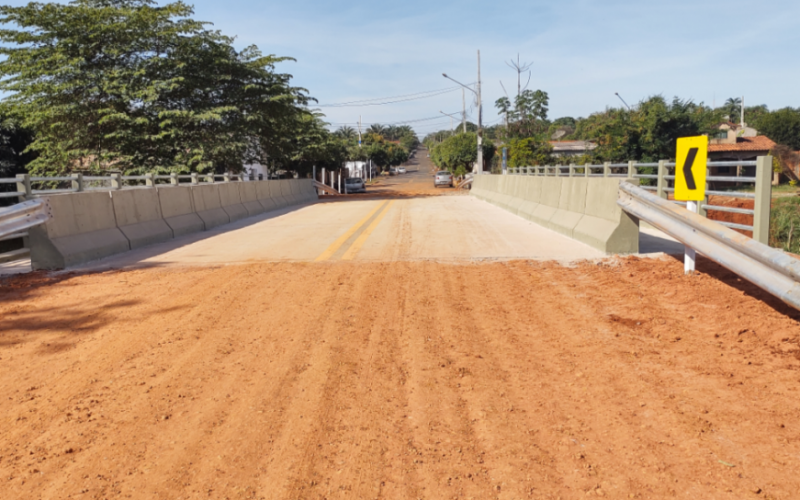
[
  {"x1": 724, "y1": 97, "x2": 741, "y2": 122},
  {"x1": 335, "y1": 126, "x2": 356, "y2": 140},
  {"x1": 368, "y1": 124, "x2": 386, "y2": 136}
]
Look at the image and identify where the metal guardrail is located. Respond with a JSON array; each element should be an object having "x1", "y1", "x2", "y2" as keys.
[
  {"x1": 456, "y1": 177, "x2": 473, "y2": 190},
  {"x1": 0, "y1": 198, "x2": 52, "y2": 240},
  {"x1": 313, "y1": 181, "x2": 340, "y2": 196},
  {"x1": 617, "y1": 182, "x2": 800, "y2": 311},
  {"x1": 506, "y1": 156, "x2": 772, "y2": 244}
]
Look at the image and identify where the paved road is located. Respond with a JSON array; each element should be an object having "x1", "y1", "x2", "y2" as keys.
[{"x1": 1, "y1": 150, "x2": 682, "y2": 275}]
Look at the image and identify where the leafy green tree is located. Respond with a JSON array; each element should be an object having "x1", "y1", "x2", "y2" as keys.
[
  {"x1": 507, "y1": 137, "x2": 553, "y2": 167},
  {"x1": 0, "y1": 0, "x2": 308, "y2": 175},
  {"x1": 757, "y1": 108, "x2": 800, "y2": 150},
  {"x1": 724, "y1": 97, "x2": 742, "y2": 121}
]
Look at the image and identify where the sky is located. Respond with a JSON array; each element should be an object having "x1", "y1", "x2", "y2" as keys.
[{"x1": 6, "y1": 0, "x2": 800, "y2": 136}]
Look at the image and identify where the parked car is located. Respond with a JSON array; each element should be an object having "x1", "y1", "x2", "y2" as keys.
[
  {"x1": 397, "y1": 167, "x2": 407, "y2": 174},
  {"x1": 434, "y1": 171, "x2": 453, "y2": 188},
  {"x1": 344, "y1": 177, "x2": 366, "y2": 193},
  {"x1": 388, "y1": 167, "x2": 398, "y2": 175}
]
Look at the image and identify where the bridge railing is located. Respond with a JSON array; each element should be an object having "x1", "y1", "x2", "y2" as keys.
[
  {"x1": 2, "y1": 172, "x2": 248, "y2": 201},
  {"x1": 506, "y1": 156, "x2": 772, "y2": 245}
]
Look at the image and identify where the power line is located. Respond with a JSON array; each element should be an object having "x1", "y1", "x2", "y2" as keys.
[{"x1": 314, "y1": 84, "x2": 475, "y2": 108}]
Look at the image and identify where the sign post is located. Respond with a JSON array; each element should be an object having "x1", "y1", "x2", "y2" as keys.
[{"x1": 674, "y1": 136, "x2": 708, "y2": 274}]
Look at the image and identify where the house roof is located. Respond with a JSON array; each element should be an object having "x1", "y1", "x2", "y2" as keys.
[{"x1": 708, "y1": 135, "x2": 775, "y2": 153}]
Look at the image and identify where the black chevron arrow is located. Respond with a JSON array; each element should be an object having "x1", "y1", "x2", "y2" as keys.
[{"x1": 683, "y1": 147, "x2": 699, "y2": 190}]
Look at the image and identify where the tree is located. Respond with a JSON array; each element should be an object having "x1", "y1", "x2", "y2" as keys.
[
  {"x1": 429, "y1": 132, "x2": 494, "y2": 174},
  {"x1": 507, "y1": 137, "x2": 553, "y2": 167},
  {"x1": 335, "y1": 126, "x2": 357, "y2": 140},
  {"x1": 757, "y1": 108, "x2": 800, "y2": 150},
  {"x1": 724, "y1": 97, "x2": 742, "y2": 121},
  {"x1": 0, "y1": 0, "x2": 309, "y2": 175}
]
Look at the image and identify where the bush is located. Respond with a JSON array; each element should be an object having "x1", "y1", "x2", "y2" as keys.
[{"x1": 769, "y1": 197, "x2": 800, "y2": 254}]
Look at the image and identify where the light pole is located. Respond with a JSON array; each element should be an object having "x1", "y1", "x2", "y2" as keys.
[
  {"x1": 614, "y1": 92, "x2": 631, "y2": 111},
  {"x1": 443, "y1": 49, "x2": 483, "y2": 174}
]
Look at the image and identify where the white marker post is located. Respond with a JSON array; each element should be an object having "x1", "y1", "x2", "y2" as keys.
[{"x1": 685, "y1": 200, "x2": 698, "y2": 274}]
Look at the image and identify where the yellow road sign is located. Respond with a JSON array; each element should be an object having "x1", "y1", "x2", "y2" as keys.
[{"x1": 674, "y1": 136, "x2": 707, "y2": 201}]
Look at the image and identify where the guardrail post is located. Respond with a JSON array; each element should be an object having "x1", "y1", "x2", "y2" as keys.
[
  {"x1": 205, "y1": 173, "x2": 214, "y2": 184},
  {"x1": 110, "y1": 173, "x2": 122, "y2": 189},
  {"x1": 15, "y1": 173, "x2": 31, "y2": 200},
  {"x1": 569, "y1": 164, "x2": 575, "y2": 177},
  {"x1": 753, "y1": 155, "x2": 773, "y2": 245},
  {"x1": 71, "y1": 173, "x2": 84, "y2": 192},
  {"x1": 170, "y1": 173, "x2": 178, "y2": 185},
  {"x1": 191, "y1": 173, "x2": 199, "y2": 185},
  {"x1": 603, "y1": 162, "x2": 610, "y2": 178},
  {"x1": 656, "y1": 160, "x2": 668, "y2": 200},
  {"x1": 223, "y1": 172, "x2": 231, "y2": 182},
  {"x1": 145, "y1": 173, "x2": 154, "y2": 187},
  {"x1": 628, "y1": 161, "x2": 635, "y2": 179},
  {"x1": 584, "y1": 164, "x2": 590, "y2": 178},
  {"x1": 555, "y1": 164, "x2": 561, "y2": 177}
]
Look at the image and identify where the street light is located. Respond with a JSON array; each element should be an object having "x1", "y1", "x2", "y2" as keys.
[
  {"x1": 615, "y1": 92, "x2": 631, "y2": 111},
  {"x1": 442, "y1": 50, "x2": 483, "y2": 174}
]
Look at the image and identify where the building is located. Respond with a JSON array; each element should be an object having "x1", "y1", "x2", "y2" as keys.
[
  {"x1": 707, "y1": 121, "x2": 775, "y2": 180},
  {"x1": 548, "y1": 140, "x2": 597, "y2": 158}
]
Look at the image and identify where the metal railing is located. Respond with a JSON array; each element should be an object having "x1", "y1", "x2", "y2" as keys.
[
  {"x1": 505, "y1": 156, "x2": 772, "y2": 244},
  {"x1": 618, "y1": 182, "x2": 800, "y2": 311},
  {"x1": 2, "y1": 171, "x2": 247, "y2": 201}
]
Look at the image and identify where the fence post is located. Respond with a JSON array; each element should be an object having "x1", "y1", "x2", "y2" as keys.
[
  {"x1": 584, "y1": 164, "x2": 590, "y2": 178},
  {"x1": 555, "y1": 164, "x2": 561, "y2": 177},
  {"x1": 223, "y1": 172, "x2": 231, "y2": 182},
  {"x1": 145, "y1": 173, "x2": 154, "y2": 187},
  {"x1": 15, "y1": 173, "x2": 31, "y2": 200},
  {"x1": 656, "y1": 160, "x2": 668, "y2": 200},
  {"x1": 191, "y1": 173, "x2": 199, "y2": 185},
  {"x1": 753, "y1": 155, "x2": 773, "y2": 245},
  {"x1": 110, "y1": 173, "x2": 122, "y2": 190},
  {"x1": 603, "y1": 162, "x2": 610, "y2": 178},
  {"x1": 569, "y1": 164, "x2": 575, "y2": 177},
  {"x1": 170, "y1": 173, "x2": 178, "y2": 185},
  {"x1": 628, "y1": 160, "x2": 635, "y2": 179},
  {"x1": 71, "y1": 173, "x2": 84, "y2": 192}
]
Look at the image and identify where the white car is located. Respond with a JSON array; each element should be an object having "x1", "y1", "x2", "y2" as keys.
[{"x1": 397, "y1": 167, "x2": 407, "y2": 174}]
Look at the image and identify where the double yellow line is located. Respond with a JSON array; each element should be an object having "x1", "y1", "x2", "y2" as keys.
[{"x1": 315, "y1": 200, "x2": 396, "y2": 262}]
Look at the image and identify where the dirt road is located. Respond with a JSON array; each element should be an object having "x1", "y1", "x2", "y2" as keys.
[{"x1": 2, "y1": 151, "x2": 800, "y2": 499}]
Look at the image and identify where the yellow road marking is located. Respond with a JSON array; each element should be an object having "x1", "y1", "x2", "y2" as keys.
[
  {"x1": 314, "y1": 200, "x2": 389, "y2": 261},
  {"x1": 341, "y1": 201, "x2": 396, "y2": 261}
]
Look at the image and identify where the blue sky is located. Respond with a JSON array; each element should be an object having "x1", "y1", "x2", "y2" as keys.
[{"x1": 7, "y1": 0, "x2": 800, "y2": 136}]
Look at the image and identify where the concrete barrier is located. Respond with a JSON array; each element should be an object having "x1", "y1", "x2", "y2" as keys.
[
  {"x1": 28, "y1": 192, "x2": 130, "y2": 269},
  {"x1": 218, "y1": 182, "x2": 248, "y2": 222},
  {"x1": 472, "y1": 175, "x2": 639, "y2": 254},
  {"x1": 281, "y1": 180, "x2": 300, "y2": 205},
  {"x1": 111, "y1": 189, "x2": 173, "y2": 249},
  {"x1": 271, "y1": 181, "x2": 290, "y2": 208},
  {"x1": 299, "y1": 179, "x2": 318, "y2": 202},
  {"x1": 255, "y1": 180, "x2": 278, "y2": 212},
  {"x1": 191, "y1": 184, "x2": 229, "y2": 230},
  {"x1": 239, "y1": 182, "x2": 265, "y2": 216},
  {"x1": 158, "y1": 186, "x2": 205, "y2": 236}
]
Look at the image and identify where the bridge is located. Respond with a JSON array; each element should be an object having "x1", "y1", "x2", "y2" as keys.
[{"x1": 1, "y1": 151, "x2": 799, "y2": 499}]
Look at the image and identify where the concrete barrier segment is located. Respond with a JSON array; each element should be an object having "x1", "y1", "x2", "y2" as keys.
[
  {"x1": 217, "y1": 182, "x2": 248, "y2": 223},
  {"x1": 191, "y1": 184, "x2": 229, "y2": 230},
  {"x1": 158, "y1": 186, "x2": 205, "y2": 237},
  {"x1": 238, "y1": 182, "x2": 266, "y2": 216},
  {"x1": 111, "y1": 189, "x2": 173, "y2": 249},
  {"x1": 29, "y1": 192, "x2": 130, "y2": 270},
  {"x1": 282, "y1": 180, "x2": 302, "y2": 205},
  {"x1": 268, "y1": 181, "x2": 289, "y2": 209},
  {"x1": 255, "y1": 181, "x2": 278, "y2": 212}
]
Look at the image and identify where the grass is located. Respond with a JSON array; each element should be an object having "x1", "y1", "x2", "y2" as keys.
[{"x1": 770, "y1": 196, "x2": 800, "y2": 254}]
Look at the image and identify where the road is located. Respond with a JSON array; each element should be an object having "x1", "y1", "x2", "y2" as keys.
[{"x1": 1, "y1": 151, "x2": 799, "y2": 499}]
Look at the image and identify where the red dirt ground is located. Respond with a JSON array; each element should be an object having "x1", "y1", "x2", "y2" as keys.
[{"x1": 1, "y1": 256, "x2": 799, "y2": 500}]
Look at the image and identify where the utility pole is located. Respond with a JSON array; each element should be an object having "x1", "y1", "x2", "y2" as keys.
[
  {"x1": 741, "y1": 95, "x2": 745, "y2": 127},
  {"x1": 462, "y1": 88, "x2": 466, "y2": 133},
  {"x1": 358, "y1": 116, "x2": 362, "y2": 148},
  {"x1": 477, "y1": 49, "x2": 483, "y2": 175}
]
